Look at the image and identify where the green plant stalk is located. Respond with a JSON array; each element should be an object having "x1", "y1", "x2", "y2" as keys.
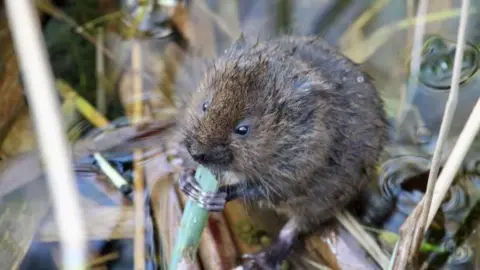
[{"x1": 169, "y1": 165, "x2": 219, "y2": 269}]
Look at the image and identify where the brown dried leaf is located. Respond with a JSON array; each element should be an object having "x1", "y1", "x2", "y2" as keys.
[
  {"x1": 0, "y1": 15, "x2": 26, "y2": 144},
  {"x1": 0, "y1": 109, "x2": 36, "y2": 157}
]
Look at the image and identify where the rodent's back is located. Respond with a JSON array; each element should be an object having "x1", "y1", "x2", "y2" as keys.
[
  {"x1": 278, "y1": 36, "x2": 388, "y2": 177},
  {"x1": 242, "y1": 36, "x2": 388, "y2": 226}
]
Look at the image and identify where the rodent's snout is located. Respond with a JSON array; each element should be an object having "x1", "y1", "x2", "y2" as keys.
[{"x1": 186, "y1": 142, "x2": 233, "y2": 167}]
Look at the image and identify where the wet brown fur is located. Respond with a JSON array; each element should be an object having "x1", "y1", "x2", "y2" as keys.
[{"x1": 181, "y1": 35, "x2": 388, "y2": 233}]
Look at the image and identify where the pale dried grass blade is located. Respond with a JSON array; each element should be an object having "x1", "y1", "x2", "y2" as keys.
[
  {"x1": 336, "y1": 211, "x2": 389, "y2": 269},
  {"x1": 5, "y1": 0, "x2": 87, "y2": 268},
  {"x1": 428, "y1": 99, "x2": 480, "y2": 225}
]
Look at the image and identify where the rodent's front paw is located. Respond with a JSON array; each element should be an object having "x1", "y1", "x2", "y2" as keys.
[
  {"x1": 241, "y1": 250, "x2": 286, "y2": 270},
  {"x1": 179, "y1": 169, "x2": 227, "y2": 211}
]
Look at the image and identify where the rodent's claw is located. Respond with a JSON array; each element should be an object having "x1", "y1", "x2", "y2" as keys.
[
  {"x1": 241, "y1": 250, "x2": 284, "y2": 270},
  {"x1": 179, "y1": 169, "x2": 227, "y2": 211}
]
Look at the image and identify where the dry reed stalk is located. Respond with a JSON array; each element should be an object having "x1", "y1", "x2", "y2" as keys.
[
  {"x1": 5, "y1": 0, "x2": 87, "y2": 268},
  {"x1": 392, "y1": 0, "x2": 471, "y2": 268},
  {"x1": 427, "y1": 98, "x2": 480, "y2": 225},
  {"x1": 131, "y1": 40, "x2": 146, "y2": 270}
]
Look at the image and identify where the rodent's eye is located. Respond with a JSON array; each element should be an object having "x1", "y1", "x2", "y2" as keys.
[
  {"x1": 234, "y1": 118, "x2": 253, "y2": 137},
  {"x1": 202, "y1": 101, "x2": 208, "y2": 112},
  {"x1": 234, "y1": 125, "x2": 249, "y2": 136}
]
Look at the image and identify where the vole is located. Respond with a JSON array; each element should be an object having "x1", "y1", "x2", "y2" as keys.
[{"x1": 179, "y1": 35, "x2": 389, "y2": 269}]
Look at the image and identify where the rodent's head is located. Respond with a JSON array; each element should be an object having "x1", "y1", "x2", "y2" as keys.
[
  {"x1": 181, "y1": 37, "x2": 326, "y2": 175},
  {"x1": 182, "y1": 41, "x2": 282, "y2": 173},
  {"x1": 182, "y1": 57, "x2": 267, "y2": 172}
]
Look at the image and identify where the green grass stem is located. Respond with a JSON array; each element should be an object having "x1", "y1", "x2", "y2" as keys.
[{"x1": 169, "y1": 165, "x2": 219, "y2": 269}]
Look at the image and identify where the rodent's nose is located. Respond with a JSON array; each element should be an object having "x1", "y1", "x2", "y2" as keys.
[
  {"x1": 191, "y1": 153, "x2": 207, "y2": 163},
  {"x1": 188, "y1": 143, "x2": 233, "y2": 166}
]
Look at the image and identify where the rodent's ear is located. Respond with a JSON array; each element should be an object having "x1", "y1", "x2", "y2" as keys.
[
  {"x1": 232, "y1": 33, "x2": 247, "y2": 50},
  {"x1": 291, "y1": 77, "x2": 337, "y2": 100}
]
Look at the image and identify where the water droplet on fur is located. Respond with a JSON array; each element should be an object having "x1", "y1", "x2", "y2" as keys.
[{"x1": 357, "y1": 76, "x2": 364, "y2": 83}]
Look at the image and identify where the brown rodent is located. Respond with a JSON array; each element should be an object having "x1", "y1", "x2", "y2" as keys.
[{"x1": 179, "y1": 35, "x2": 388, "y2": 269}]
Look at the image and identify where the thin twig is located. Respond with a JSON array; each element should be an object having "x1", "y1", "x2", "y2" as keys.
[
  {"x1": 35, "y1": 1, "x2": 116, "y2": 59},
  {"x1": 395, "y1": 0, "x2": 430, "y2": 126},
  {"x1": 398, "y1": 0, "x2": 416, "y2": 122},
  {"x1": 96, "y1": 27, "x2": 107, "y2": 114},
  {"x1": 5, "y1": 0, "x2": 87, "y2": 269},
  {"x1": 392, "y1": 0, "x2": 471, "y2": 268},
  {"x1": 407, "y1": 0, "x2": 428, "y2": 82}
]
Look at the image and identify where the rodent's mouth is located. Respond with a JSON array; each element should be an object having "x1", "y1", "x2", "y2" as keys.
[
  {"x1": 186, "y1": 142, "x2": 234, "y2": 169},
  {"x1": 195, "y1": 161, "x2": 231, "y2": 174}
]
